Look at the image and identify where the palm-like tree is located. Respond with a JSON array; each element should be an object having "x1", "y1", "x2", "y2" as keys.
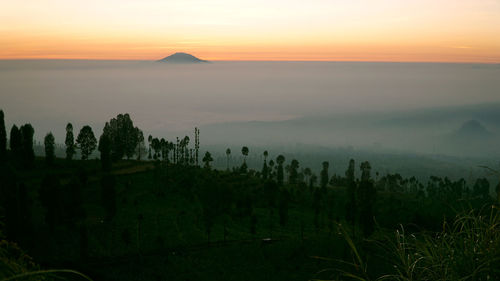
[
  {"x1": 276, "y1": 155, "x2": 285, "y2": 186},
  {"x1": 241, "y1": 146, "x2": 249, "y2": 163},
  {"x1": 262, "y1": 150, "x2": 269, "y2": 179},
  {"x1": 225, "y1": 148, "x2": 231, "y2": 170}
]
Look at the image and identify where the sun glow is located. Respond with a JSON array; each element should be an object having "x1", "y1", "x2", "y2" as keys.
[{"x1": 1, "y1": 0, "x2": 499, "y2": 62}]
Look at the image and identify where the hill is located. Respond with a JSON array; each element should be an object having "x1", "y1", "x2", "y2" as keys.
[{"x1": 157, "y1": 52, "x2": 208, "y2": 63}]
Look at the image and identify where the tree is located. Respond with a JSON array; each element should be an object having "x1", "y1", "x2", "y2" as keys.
[
  {"x1": 202, "y1": 151, "x2": 213, "y2": 169},
  {"x1": 20, "y1": 124, "x2": 35, "y2": 168},
  {"x1": 225, "y1": 148, "x2": 231, "y2": 170},
  {"x1": 262, "y1": 150, "x2": 269, "y2": 180},
  {"x1": 241, "y1": 146, "x2": 249, "y2": 164},
  {"x1": 135, "y1": 128, "x2": 145, "y2": 160},
  {"x1": 276, "y1": 155, "x2": 285, "y2": 186},
  {"x1": 320, "y1": 161, "x2": 329, "y2": 190},
  {"x1": 304, "y1": 168, "x2": 312, "y2": 184},
  {"x1": 9, "y1": 125, "x2": 21, "y2": 160},
  {"x1": 65, "y1": 123, "x2": 76, "y2": 161},
  {"x1": 44, "y1": 132, "x2": 55, "y2": 165},
  {"x1": 345, "y1": 159, "x2": 356, "y2": 226},
  {"x1": 76, "y1": 125, "x2": 97, "y2": 160},
  {"x1": 358, "y1": 161, "x2": 376, "y2": 236},
  {"x1": 101, "y1": 174, "x2": 116, "y2": 220},
  {"x1": 0, "y1": 110, "x2": 6, "y2": 161},
  {"x1": 147, "y1": 135, "x2": 152, "y2": 160},
  {"x1": 268, "y1": 160, "x2": 275, "y2": 180},
  {"x1": 289, "y1": 159, "x2": 299, "y2": 184},
  {"x1": 98, "y1": 133, "x2": 112, "y2": 171},
  {"x1": 102, "y1": 113, "x2": 141, "y2": 161},
  {"x1": 194, "y1": 127, "x2": 200, "y2": 166}
]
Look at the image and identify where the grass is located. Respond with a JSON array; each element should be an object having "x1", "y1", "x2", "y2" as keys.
[{"x1": 316, "y1": 205, "x2": 500, "y2": 281}]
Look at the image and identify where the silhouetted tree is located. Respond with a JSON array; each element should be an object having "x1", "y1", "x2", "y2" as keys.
[
  {"x1": 147, "y1": 135, "x2": 152, "y2": 160},
  {"x1": 65, "y1": 123, "x2": 76, "y2": 161},
  {"x1": 320, "y1": 161, "x2": 329, "y2": 190},
  {"x1": 98, "y1": 133, "x2": 112, "y2": 171},
  {"x1": 289, "y1": 159, "x2": 299, "y2": 184},
  {"x1": 76, "y1": 125, "x2": 97, "y2": 160},
  {"x1": 103, "y1": 113, "x2": 141, "y2": 161},
  {"x1": 304, "y1": 168, "x2": 312, "y2": 184},
  {"x1": 473, "y1": 178, "x2": 490, "y2": 200},
  {"x1": 225, "y1": 148, "x2": 231, "y2": 170},
  {"x1": 195, "y1": 127, "x2": 200, "y2": 166},
  {"x1": 496, "y1": 182, "x2": 500, "y2": 203},
  {"x1": 276, "y1": 155, "x2": 285, "y2": 186},
  {"x1": 241, "y1": 146, "x2": 249, "y2": 163},
  {"x1": 44, "y1": 132, "x2": 55, "y2": 166},
  {"x1": 135, "y1": 128, "x2": 145, "y2": 160},
  {"x1": 358, "y1": 161, "x2": 376, "y2": 236},
  {"x1": 202, "y1": 151, "x2": 213, "y2": 169},
  {"x1": 9, "y1": 125, "x2": 21, "y2": 161},
  {"x1": 262, "y1": 150, "x2": 269, "y2": 180},
  {"x1": 345, "y1": 159, "x2": 357, "y2": 226},
  {"x1": 0, "y1": 110, "x2": 6, "y2": 161},
  {"x1": 101, "y1": 174, "x2": 116, "y2": 220},
  {"x1": 19, "y1": 124, "x2": 35, "y2": 168}
]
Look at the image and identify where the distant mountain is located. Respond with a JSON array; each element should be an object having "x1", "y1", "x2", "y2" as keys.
[
  {"x1": 157, "y1": 52, "x2": 208, "y2": 63},
  {"x1": 451, "y1": 120, "x2": 493, "y2": 139}
]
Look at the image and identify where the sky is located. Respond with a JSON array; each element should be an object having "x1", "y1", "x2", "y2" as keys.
[{"x1": 1, "y1": 0, "x2": 500, "y2": 62}]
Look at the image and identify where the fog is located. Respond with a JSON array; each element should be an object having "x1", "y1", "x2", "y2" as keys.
[{"x1": 1, "y1": 60, "x2": 499, "y2": 159}]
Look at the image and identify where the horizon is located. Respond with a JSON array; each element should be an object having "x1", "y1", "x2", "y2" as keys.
[{"x1": 1, "y1": 56, "x2": 500, "y2": 64}]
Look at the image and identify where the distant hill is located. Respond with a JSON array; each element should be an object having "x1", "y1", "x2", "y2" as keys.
[
  {"x1": 451, "y1": 120, "x2": 493, "y2": 140},
  {"x1": 157, "y1": 52, "x2": 208, "y2": 63}
]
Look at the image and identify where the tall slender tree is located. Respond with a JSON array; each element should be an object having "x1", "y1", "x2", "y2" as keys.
[
  {"x1": 262, "y1": 150, "x2": 269, "y2": 180},
  {"x1": 320, "y1": 161, "x2": 329, "y2": 190},
  {"x1": 20, "y1": 124, "x2": 35, "y2": 168},
  {"x1": 135, "y1": 128, "x2": 145, "y2": 160},
  {"x1": 0, "y1": 110, "x2": 6, "y2": 161},
  {"x1": 98, "y1": 133, "x2": 112, "y2": 171},
  {"x1": 241, "y1": 146, "x2": 249, "y2": 164},
  {"x1": 9, "y1": 125, "x2": 21, "y2": 159},
  {"x1": 195, "y1": 127, "x2": 200, "y2": 166},
  {"x1": 44, "y1": 132, "x2": 55, "y2": 165},
  {"x1": 345, "y1": 159, "x2": 357, "y2": 226},
  {"x1": 65, "y1": 123, "x2": 76, "y2": 161},
  {"x1": 276, "y1": 155, "x2": 285, "y2": 186},
  {"x1": 76, "y1": 125, "x2": 97, "y2": 160},
  {"x1": 225, "y1": 148, "x2": 231, "y2": 171},
  {"x1": 358, "y1": 161, "x2": 376, "y2": 236},
  {"x1": 289, "y1": 159, "x2": 299, "y2": 184}
]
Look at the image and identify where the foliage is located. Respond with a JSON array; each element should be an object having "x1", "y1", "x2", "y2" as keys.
[
  {"x1": 43, "y1": 132, "x2": 55, "y2": 166},
  {"x1": 102, "y1": 113, "x2": 142, "y2": 161},
  {"x1": 65, "y1": 123, "x2": 76, "y2": 161},
  {"x1": 76, "y1": 125, "x2": 97, "y2": 160},
  {"x1": 0, "y1": 110, "x2": 6, "y2": 161}
]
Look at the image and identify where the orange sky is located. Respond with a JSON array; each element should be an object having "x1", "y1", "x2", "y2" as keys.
[{"x1": 1, "y1": 0, "x2": 500, "y2": 62}]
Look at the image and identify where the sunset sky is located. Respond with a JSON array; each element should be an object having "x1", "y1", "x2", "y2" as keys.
[{"x1": 1, "y1": 0, "x2": 500, "y2": 62}]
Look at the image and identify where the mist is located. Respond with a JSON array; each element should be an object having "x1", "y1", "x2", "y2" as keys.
[{"x1": 1, "y1": 60, "x2": 499, "y2": 159}]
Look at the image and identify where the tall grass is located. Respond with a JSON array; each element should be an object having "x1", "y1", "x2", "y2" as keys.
[
  {"x1": 314, "y1": 205, "x2": 500, "y2": 281},
  {"x1": 0, "y1": 238, "x2": 92, "y2": 281}
]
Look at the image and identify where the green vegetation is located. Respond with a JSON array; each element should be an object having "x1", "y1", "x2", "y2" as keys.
[{"x1": 0, "y1": 111, "x2": 498, "y2": 281}]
